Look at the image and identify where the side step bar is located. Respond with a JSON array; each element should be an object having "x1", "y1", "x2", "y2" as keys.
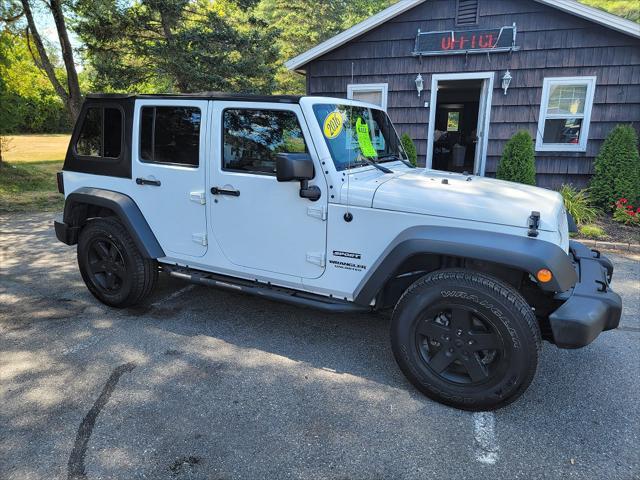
[{"x1": 164, "y1": 266, "x2": 371, "y2": 314}]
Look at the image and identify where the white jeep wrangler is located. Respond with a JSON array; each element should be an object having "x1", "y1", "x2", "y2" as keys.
[{"x1": 55, "y1": 93, "x2": 622, "y2": 410}]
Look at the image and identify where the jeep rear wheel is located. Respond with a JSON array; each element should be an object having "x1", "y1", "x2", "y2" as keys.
[
  {"x1": 77, "y1": 217, "x2": 158, "y2": 308},
  {"x1": 391, "y1": 269, "x2": 541, "y2": 411}
]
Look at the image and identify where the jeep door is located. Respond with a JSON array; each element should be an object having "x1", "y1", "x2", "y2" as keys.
[
  {"x1": 209, "y1": 102, "x2": 327, "y2": 279},
  {"x1": 132, "y1": 99, "x2": 209, "y2": 258}
]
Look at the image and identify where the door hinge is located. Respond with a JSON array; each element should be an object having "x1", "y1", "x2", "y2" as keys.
[
  {"x1": 192, "y1": 233, "x2": 208, "y2": 246},
  {"x1": 307, "y1": 205, "x2": 327, "y2": 221},
  {"x1": 306, "y1": 252, "x2": 326, "y2": 267},
  {"x1": 190, "y1": 191, "x2": 206, "y2": 205}
]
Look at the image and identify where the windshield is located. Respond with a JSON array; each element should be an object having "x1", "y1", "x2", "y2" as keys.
[{"x1": 312, "y1": 103, "x2": 407, "y2": 171}]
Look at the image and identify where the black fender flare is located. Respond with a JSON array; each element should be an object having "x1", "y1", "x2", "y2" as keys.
[
  {"x1": 353, "y1": 226, "x2": 577, "y2": 306},
  {"x1": 62, "y1": 187, "x2": 165, "y2": 259}
]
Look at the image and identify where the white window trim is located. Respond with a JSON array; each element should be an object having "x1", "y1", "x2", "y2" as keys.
[
  {"x1": 426, "y1": 71, "x2": 495, "y2": 176},
  {"x1": 347, "y1": 83, "x2": 389, "y2": 111},
  {"x1": 536, "y1": 76, "x2": 597, "y2": 153}
]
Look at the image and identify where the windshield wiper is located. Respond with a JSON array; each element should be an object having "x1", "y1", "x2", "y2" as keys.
[
  {"x1": 357, "y1": 154, "x2": 393, "y2": 173},
  {"x1": 378, "y1": 153, "x2": 416, "y2": 168}
]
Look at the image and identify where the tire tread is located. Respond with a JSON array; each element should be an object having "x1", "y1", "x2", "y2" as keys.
[
  {"x1": 78, "y1": 217, "x2": 157, "y2": 308},
  {"x1": 392, "y1": 269, "x2": 541, "y2": 410}
]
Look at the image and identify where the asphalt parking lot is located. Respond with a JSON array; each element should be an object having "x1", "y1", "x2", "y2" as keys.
[{"x1": 1, "y1": 212, "x2": 639, "y2": 480}]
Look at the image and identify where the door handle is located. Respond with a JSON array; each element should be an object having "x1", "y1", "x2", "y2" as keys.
[
  {"x1": 136, "y1": 177, "x2": 161, "y2": 187},
  {"x1": 211, "y1": 187, "x2": 240, "y2": 197}
]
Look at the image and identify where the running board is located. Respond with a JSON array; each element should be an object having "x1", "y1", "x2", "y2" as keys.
[{"x1": 164, "y1": 266, "x2": 371, "y2": 313}]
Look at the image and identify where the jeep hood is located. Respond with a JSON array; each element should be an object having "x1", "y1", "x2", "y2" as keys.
[{"x1": 368, "y1": 169, "x2": 564, "y2": 232}]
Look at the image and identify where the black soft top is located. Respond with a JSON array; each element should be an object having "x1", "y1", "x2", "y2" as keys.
[
  {"x1": 85, "y1": 92, "x2": 302, "y2": 104},
  {"x1": 64, "y1": 92, "x2": 305, "y2": 179}
]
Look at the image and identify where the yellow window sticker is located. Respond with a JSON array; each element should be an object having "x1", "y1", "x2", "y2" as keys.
[
  {"x1": 356, "y1": 117, "x2": 378, "y2": 158},
  {"x1": 323, "y1": 111, "x2": 344, "y2": 139}
]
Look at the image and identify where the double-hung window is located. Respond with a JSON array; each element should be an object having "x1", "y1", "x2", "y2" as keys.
[
  {"x1": 536, "y1": 76, "x2": 596, "y2": 152},
  {"x1": 347, "y1": 83, "x2": 389, "y2": 111}
]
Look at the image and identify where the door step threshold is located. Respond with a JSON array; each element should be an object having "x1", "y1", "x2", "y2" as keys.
[{"x1": 164, "y1": 266, "x2": 371, "y2": 313}]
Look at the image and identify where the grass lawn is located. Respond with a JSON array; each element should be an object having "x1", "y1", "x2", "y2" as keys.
[
  {"x1": 3, "y1": 134, "x2": 70, "y2": 162},
  {"x1": 0, "y1": 134, "x2": 70, "y2": 213}
]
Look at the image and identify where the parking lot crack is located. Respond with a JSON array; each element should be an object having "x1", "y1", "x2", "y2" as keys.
[{"x1": 67, "y1": 362, "x2": 136, "y2": 480}]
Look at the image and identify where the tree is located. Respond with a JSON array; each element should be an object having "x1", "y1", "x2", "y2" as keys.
[
  {"x1": 578, "y1": 0, "x2": 639, "y2": 23},
  {"x1": 496, "y1": 130, "x2": 536, "y2": 186},
  {"x1": 256, "y1": 0, "x2": 393, "y2": 93},
  {"x1": 0, "y1": 31, "x2": 19, "y2": 164},
  {"x1": 2, "y1": 0, "x2": 83, "y2": 121},
  {"x1": 0, "y1": 29, "x2": 70, "y2": 134},
  {"x1": 74, "y1": 0, "x2": 280, "y2": 94},
  {"x1": 589, "y1": 124, "x2": 640, "y2": 210}
]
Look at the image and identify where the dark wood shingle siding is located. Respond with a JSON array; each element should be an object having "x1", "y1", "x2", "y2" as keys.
[{"x1": 304, "y1": 0, "x2": 640, "y2": 189}]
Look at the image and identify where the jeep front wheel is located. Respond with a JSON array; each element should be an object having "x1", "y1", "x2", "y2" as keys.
[
  {"x1": 391, "y1": 269, "x2": 541, "y2": 411},
  {"x1": 77, "y1": 217, "x2": 158, "y2": 308}
]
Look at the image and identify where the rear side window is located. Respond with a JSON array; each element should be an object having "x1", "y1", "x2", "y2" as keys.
[
  {"x1": 139, "y1": 106, "x2": 201, "y2": 167},
  {"x1": 75, "y1": 107, "x2": 122, "y2": 158},
  {"x1": 223, "y1": 109, "x2": 307, "y2": 175}
]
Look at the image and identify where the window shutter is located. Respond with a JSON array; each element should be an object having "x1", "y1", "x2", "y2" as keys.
[{"x1": 456, "y1": 0, "x2": 479, "y2": 26}]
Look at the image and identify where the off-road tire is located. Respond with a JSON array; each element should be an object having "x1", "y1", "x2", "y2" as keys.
[
  {"x1": 391, "y1": 269, "x2": 541, "y2": 411},
  {"x1": 77, "y1": 217, "x2": 158, "y2": 308}
]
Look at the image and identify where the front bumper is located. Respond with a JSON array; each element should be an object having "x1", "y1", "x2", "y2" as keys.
[{"x1": 549, "y1": 241, "x2": 622, "y2": 349}]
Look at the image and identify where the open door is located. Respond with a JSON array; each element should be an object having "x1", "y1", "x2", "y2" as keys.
[
  {"x1": 474, "y1": 77, "x2": 492, "y2": 175},
  {"x1": 427, "y1": 73, "x2": 494, "y2": 176}
]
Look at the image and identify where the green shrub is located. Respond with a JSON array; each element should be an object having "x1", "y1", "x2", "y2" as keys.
[
  {"x1": 559, "y1": 184, "x2": 599, "y2": 225},
  {"x1": 578, "y1": 224, "x2": 607, "y2": 239},
  {"x1": 401, "y1": 133, "x2": 417, "y2": 166},
  {"x1": 496, "y1": 130, "x2": 536, "y2": 185},
  {"x1": 590, "y1": 124, "x2": 640, "y2": 211}
]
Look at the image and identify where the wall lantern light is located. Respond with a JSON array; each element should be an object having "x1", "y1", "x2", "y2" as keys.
[
  {"x1": 415, "y1": 73, "x2": 424, "y2": 97},
  {"x1": 501, "y1": 70, "x2": 513, "y2": 95}
]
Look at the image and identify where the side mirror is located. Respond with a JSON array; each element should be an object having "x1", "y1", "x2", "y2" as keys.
[
  {"x1": 276, "y1": 153, "x2": 314, "y2": 182},
  {"x1": 276, "y1": 153, "x2": 321, "y2": 202}
]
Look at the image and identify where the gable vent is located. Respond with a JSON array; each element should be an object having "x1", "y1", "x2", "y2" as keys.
[{"x1": 456, "y1": 0, "x2": 479, "y2": 26}]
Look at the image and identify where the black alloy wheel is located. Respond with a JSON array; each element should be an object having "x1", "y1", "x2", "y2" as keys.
[
  {"x1": 86, "y1": 237, "x2": 128, "y2": 294},
  {"x1": 77, "y1": 217, "x2": 158, "y2": 308},
  {"x1": 415, "y1": 305, "x2": 504, "y2": 385},
  {"x1": 391, "y1": 269, "x2": 541, "y2": 411}
]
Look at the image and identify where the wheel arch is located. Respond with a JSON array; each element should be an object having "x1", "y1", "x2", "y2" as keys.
[
  {"x1": 353, "y1": 226, "x2": 577, "y2": 307},
  {"x1": 62, "y1": 187, "x2": 165, "y2": 259}
]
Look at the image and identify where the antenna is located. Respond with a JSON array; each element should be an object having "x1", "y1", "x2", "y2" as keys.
[{"x1": 345, "y1": 62, "x2": 355, "y2": 220}]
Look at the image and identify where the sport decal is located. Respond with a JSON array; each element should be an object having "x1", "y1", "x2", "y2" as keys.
[{"x1": 333, "y1": 250, "x2": 362, "y2": 259}]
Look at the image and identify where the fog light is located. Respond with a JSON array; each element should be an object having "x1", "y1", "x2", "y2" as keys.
[{"x1": 536, "y1": 269, "x2": 553, "y2": 283}]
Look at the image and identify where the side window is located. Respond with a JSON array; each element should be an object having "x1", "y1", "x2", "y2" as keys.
[
  {"x1": 76, "y1": 108, "x2": 101, "y2": 156},
  {"x1": 139, "y1": 106, "x2": 201, "y2": 167},
  {"x1": 104, "y1": 108, "x2": 123, "y2": 157},
  {"x1": 75, "y1": 107, "x2": 122, "y2": 158},
  {"x1": 223, "y1": 109, "x2": 308, "y2": 175}
]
